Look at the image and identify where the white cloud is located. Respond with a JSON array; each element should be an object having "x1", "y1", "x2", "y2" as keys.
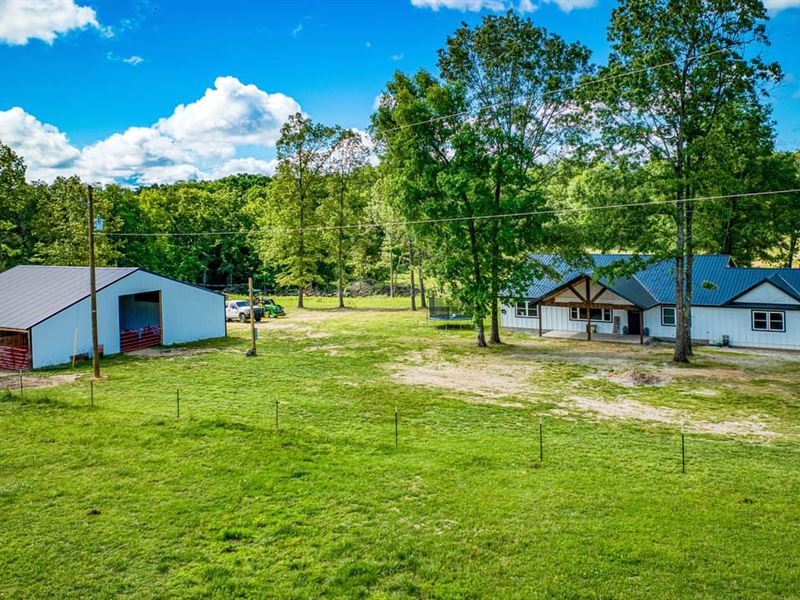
[
  {"x1": 0, "y1": 107, "x2": 81, "y2": 179},
  {"x1": 213, "y1": 158, "x2": 278, "y2": 178},
  {"x1": 411, "y1": 0, "x2": 595, "y2": 11},
  {"x1": 155, "y1": 76, "x2": 300, "y2": 148},
  {"x1": 542, "y1": 0, "x2": 597, "y2": 11},
  {"x1": 411, "y1": 0, "x2": 505, "y2": 10},
  {"x1": 0, "y1": 77, "x2": 302, "y2": 185},
  {"x1": 391, "y1": 53, "x2": 404, "y2": 61},
  {"x1": 292, "y1": 23, "x2": 303, "y2": 37},
  {"x1": 107, "y1": 52, "x2": 145, "y2": 66},
  {"x1": 0, "y1": 0, "x2": 103, "y2": 45},
  {"x1": 763, "y1": 0, "x2": 800, "y2": 10}
]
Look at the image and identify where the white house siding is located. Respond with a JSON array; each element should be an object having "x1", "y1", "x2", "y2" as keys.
[
  {"x1": 501, "y1": 303, "x2": 630, "y2": 335},
  {"x1": 30, "y1": 270, "x2": 225, "y2": 369},
  {"x1": 645, "y1": 306, "x2": 800, "y2": 350},
  {"x1": 733, "y1": 283, "x2": 800, "y2": 305}
]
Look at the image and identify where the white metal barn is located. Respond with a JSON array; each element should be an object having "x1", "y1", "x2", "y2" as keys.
[
  {"x1": 501, "y1": 254, "x2": 800, "y2": 350},
  {"x1": 0, "y1": 266, "x2": 226, "y2": 370}
]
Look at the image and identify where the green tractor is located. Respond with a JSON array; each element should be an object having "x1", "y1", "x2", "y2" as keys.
[{"x1": 257, "y1": 297, "x2": 286, "y2": 318}]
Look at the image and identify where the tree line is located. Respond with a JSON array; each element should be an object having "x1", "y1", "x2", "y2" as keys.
[{"x1": 2, "y1": 0, "x2": 800, "y2": 362}]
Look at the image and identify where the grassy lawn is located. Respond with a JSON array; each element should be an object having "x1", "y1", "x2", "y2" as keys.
[{"x1": 2, "y1": 295, "x2": 800, "y2": 598}]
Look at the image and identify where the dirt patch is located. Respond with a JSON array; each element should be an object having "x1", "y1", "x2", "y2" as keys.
[
  {"x1": 0, "y1": 373, "x2": 78, "y2": 391},
  {"x1": 607, "y1": 368, "x2": 671, "y2": 387},
  {"x1": 568, "y1": 395, "x2": 774, "y2": 437},
  {"x1": 127, "y1": 347, "x2": 218, "y2": 358},
  {"x1": 390, "y1": 354, "x2": 541, "y2": 400}
]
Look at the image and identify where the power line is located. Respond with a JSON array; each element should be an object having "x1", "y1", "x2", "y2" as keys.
[
  {"x1": 99, "y1": 187, "x2": 800, "y2": 238},
  {"x1": 374, "y1": 29, "x2": 800, "y2": 135}
]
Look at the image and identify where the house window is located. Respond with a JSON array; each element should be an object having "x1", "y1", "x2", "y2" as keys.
[
  {"x1": 569, "y1": 307, "x2": 612, "y2": 322},
  {"x1": 515, "y1": 300, "x2": 538, "y2": 318},
  {"x1": 661, "y1": 306, "x2": 676, "y2": 327},
  {"x1": 752, "y1": 310, "x2": 785, "y2": 332}
]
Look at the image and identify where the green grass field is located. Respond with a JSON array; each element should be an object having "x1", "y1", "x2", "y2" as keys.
[{"x1": 2, "y1": 296, "x2": 800, "y2": 598}]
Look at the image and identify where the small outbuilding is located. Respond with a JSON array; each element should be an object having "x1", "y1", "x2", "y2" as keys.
[{"x1": 0, "y1": 265, "x2": 226, "y2": 370}]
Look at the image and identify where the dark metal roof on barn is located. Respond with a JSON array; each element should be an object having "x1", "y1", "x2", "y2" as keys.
[
  {"x1": 0, "y1": 265, "x2": 138, "y2": 330},
  {"x1": 523, "y1": 254, "x2": 800, "y2": 309}
]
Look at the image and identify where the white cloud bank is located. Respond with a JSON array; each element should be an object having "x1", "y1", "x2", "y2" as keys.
[
  {"x1": 0, "y1": 0, "x2": 104, "y2": 45},
  {"x1": 763, "y1": 0, "x2": 800, "y2": 11},
  {"x1": 0, "y1": 77, "x2": 301, "y2": 185},
  {"x1": 410, "y1": 0, "x2": 594, "y2": 12}
]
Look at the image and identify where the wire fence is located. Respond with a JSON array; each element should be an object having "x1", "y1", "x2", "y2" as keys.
[{"x1": 3, "y1": 370, "x2": 798, "y2": 478}]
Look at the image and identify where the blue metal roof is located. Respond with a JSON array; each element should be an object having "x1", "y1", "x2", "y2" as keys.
[{"x1": 522, "y1": 254, "x2": 800, "y2": 308}]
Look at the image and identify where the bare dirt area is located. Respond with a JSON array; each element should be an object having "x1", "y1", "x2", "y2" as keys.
[
  {"x1": 388, "y1": 342, "x2": 791, "y2": 437},
  {"x1": 390, "y1": 346, "x2": 544, "y2": 403},
  {"x1": 569, "y1": 395, "x2": 774, "y2": 437},
  {"x1": 0, "y1": 372, "x2": 78, "y2": 391}
]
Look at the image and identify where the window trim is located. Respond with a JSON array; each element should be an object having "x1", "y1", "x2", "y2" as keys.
[
  {"x1": 661, "y1": 306, "x2": 676, "y2": 327},
  {"x1": 569, "y1": 306, "x2": 612, "y2": 322},
  {"x1": 751, "y1": 310, "x2": 785, "y2": 333},
  {"x1": 515, "y1": 300, "x2": 539, "y2": 318}
]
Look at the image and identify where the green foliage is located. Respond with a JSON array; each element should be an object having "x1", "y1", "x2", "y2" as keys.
[{"x1": 256, "y1": 114, "x2": 341, "y2": 306}]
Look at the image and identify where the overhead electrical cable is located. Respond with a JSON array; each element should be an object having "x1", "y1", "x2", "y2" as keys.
[{"x1": 100, "y1": 187, "x2": 800, "y2": 238}]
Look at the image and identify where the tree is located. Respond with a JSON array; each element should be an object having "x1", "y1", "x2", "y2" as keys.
[
  {"x1": 258, "y1": 113, "x2": 339, "y2": 308},
  {"x1": 321, "y1": 130, "x2": 370, "y2": 308},
  {"x1": 767, "y1": 152, "x2": 800, "y2": 267},
  {"x1": 373, "y1": 70, "x2": 496, "y2": 346},
  {"x1": 31, "y1": 176, "x2": 120, "y2": 266},
  {"x1": 0, "y1": 142, "x2": 34, "y2": 269},
  {"x1": 437, "y1": 11, "x2": 592, "y2": 343},
  {"x1": 589, "y1": 0, "x2": 781, "y2": 362}
]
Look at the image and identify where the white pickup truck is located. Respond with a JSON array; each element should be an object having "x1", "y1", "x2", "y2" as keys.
[{"x1": 225, "y1": 300, "x2": 263, "y2": 323}]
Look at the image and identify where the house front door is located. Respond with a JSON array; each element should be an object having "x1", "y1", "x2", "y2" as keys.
[{"x1": 627, "y1": 310, "x2": 641, "y2": 335}]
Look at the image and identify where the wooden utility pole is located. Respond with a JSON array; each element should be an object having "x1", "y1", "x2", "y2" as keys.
[
  {"x1": 88, "y1": 185, "x2": 101, "y2": 379},
  {"x1": 248, "y1": 276, "x2": 257, "y2": 356}
]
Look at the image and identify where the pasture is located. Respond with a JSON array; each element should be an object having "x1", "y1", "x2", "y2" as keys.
[{"x1": 1, "y1": 296, "x2": 799, "y2": 598}]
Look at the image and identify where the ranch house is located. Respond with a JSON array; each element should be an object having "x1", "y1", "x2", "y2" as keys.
[
  {"x1": 501, "y1": 254, "x2": 800, "y2": 350},
  {"x1": 0, "y1": 265, "x2": 226, "y2": 370}
]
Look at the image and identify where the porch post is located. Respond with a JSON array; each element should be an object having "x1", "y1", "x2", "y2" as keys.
[
  {"x1": 538, "y1": 302, "x2": 542, "y2": 337},
  {"x1": 639, "y1": 308, "x2": 644, "y2": 345},
  {"x1": 585, "y1": 277, "x2": 592, "y2": 341}
]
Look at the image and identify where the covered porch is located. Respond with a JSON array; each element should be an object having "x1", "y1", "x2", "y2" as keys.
[{"x1": 534, "y1": 274, "x2": 649, "y2": 345}]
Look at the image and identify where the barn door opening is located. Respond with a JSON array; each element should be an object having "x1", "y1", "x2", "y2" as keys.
[
  {"x1": 119, "y1": 291, "x2": 163, "y2": 352},
  {"x1": 0, "y1": 330, "x2": 31, "y2": 370}
]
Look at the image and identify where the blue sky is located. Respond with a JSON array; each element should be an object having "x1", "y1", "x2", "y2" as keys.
[{"x1": 1, "y1": 0, "x2": 799, "y2": 184}]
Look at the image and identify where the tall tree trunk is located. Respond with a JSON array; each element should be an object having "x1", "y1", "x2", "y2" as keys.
[
  {"x1": 721, "y1": 197, "x2": 738, "y2": 256},
  {"x1": 337, "y1": 187, "x2": 345, "y2": 309},
  {"x1": 489, "y1": 181, "x2": 502, "y2": 344},
  {"x1": 467, "y1": 219, "x2": 487, "y2": 348},
  {"x1": 298, "y1": 196, "x2": 305, "y2": 309},
  {"x1": 387, "y1": 233, "x2": 395, "y2": 297},
  {"x1": 418, "y1": 253, "x2": 427, "y2": 309},
  {"x1": 684, "y1": 198, "x2": 694, "y2": 357},
  {"x1": 408, "y1": 239, "x2": 417, "y2": 312},
  {"x1": 673, "y1": 193, "x2": 689, "y2": 363},
  {"x1": 787, "y1": 231, "x2": 797, "y2": 268}
]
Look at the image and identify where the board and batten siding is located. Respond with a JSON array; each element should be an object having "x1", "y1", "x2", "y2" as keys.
[
  {"x1": 644, "y1": 305, "x2": 799, "y2": 350},
  {"x1": 30, "y1": 270, "x2": 225, "y2": 368},
  {"x1": 501, "y1": 302, "x2": 631, "y2": 334}
]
